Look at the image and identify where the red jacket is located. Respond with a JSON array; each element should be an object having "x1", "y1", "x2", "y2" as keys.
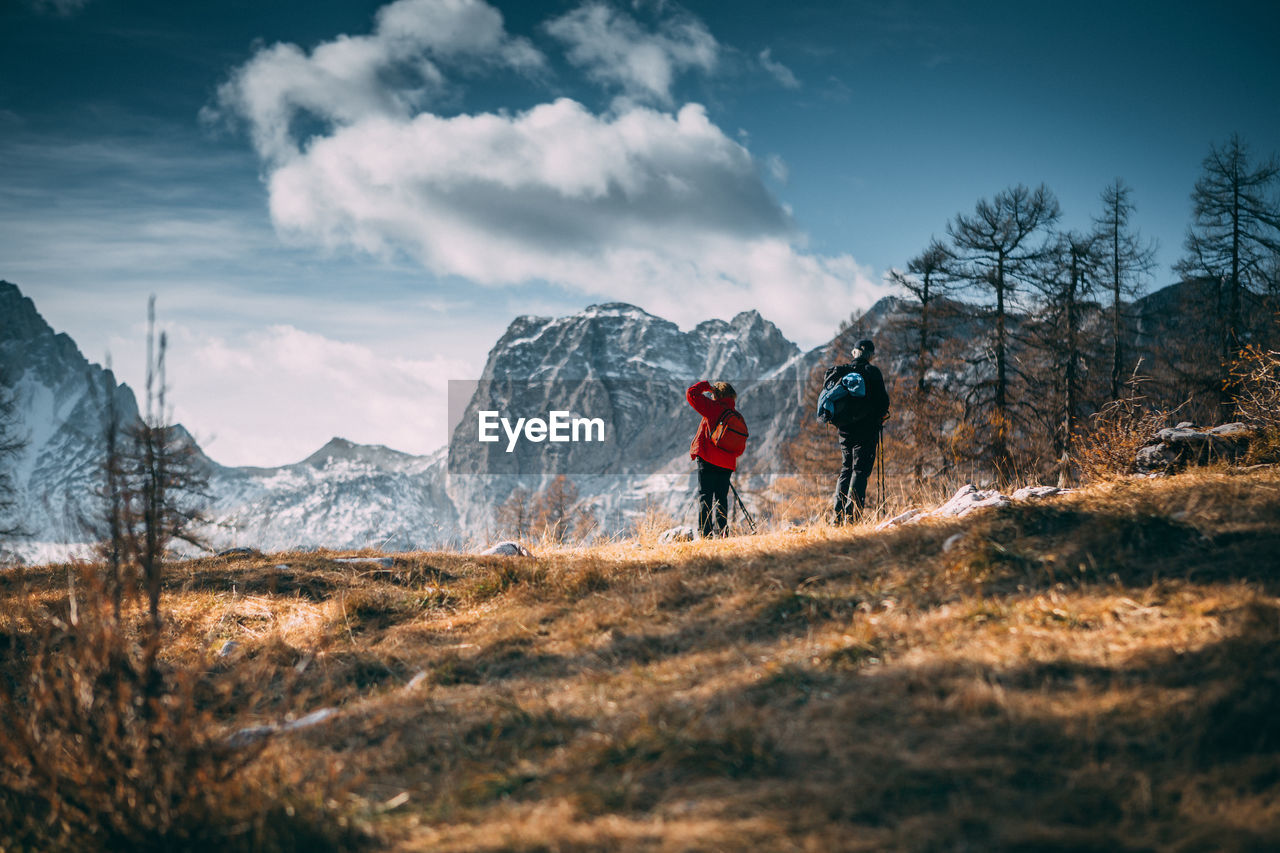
[{"x1": 687, "y1": 381, "x2": 739, "y2": 471}]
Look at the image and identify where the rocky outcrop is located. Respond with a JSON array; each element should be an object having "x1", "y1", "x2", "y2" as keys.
[
  {"x1": 1134, "y1": 422, "x2": 1254, "y2": 475},
  {"x1": 479, "y1": 541, "x2": 534, "y2": 557},
  {"x1": 878, "y1": 484, "x2": 1069, "y2": 529}
]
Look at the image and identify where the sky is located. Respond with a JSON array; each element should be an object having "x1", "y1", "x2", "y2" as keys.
[{"x1": 2, "y1": 0, "x2": 1278, "y2": 466}]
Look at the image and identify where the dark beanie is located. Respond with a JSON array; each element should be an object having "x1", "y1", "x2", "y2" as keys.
[{"x1": 855, "y1": 339, "x2": 875, "y2": 355}]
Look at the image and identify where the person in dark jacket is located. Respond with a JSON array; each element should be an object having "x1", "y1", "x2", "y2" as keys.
[
  {"x1": 824, "y1": 339, "x2": 890, "y2": 522},
  {"x1": 686, "y1": 380, "x2": 739, "y2": 538}
]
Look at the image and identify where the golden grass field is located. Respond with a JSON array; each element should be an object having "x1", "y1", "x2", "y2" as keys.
[{"x1": 3, "y1": 467, "x2": 1280, "y2": 851}]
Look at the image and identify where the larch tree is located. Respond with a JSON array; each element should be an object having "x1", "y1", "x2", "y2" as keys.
[
  {"x1": 887, "y1": 237, "x2": 954, "y2": 395},
  {"x1": 1093, "y1": 179, "x2": 1157, "y2": 400},
  {"x1": 1176, "y1": 134, "x2": 1280, "y2": 415},
  {"x1": 947, "y1": 183, "x2": 1061, "y2": 480},
  {"x1": 1027, "y1": 230, "x2": 1104, "y2": 483}
]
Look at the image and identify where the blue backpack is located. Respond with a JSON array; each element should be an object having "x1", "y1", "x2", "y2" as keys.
[{"x1": 817, "y1": 371, "x2": 870, "y2": 427}]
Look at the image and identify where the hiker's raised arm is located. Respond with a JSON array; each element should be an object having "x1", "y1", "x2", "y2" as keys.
[{"x1": 686, "y1": 380, "x2": 719, "y2": 417}]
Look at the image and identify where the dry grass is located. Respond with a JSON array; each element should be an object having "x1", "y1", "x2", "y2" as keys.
[{"x1": 4, "y1": 468, "x2": 1280, "y2": 851}]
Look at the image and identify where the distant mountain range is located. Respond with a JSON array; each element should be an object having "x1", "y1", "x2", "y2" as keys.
[{"x1": 0, "y1": 278, "x2": 1206, "y2": 562}]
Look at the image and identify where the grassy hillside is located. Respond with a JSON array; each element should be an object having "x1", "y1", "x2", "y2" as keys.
[{"x1": 3, "y1": 468, "x2": 1280, "y2": 851}]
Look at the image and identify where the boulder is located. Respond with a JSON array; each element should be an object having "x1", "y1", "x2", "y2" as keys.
[
  {"x1": 480, "y1": 541, "x2": 534, "y2": 557},
  {"x1": 1136, "y1": 422, "x2": 1254, "y2": 474},
  {"x1": 879, "y1": 483, "x2": 1070, "y2": 530}
]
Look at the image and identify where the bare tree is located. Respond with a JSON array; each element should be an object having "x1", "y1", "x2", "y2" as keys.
[
  {"x1": 1176, "y1": 134, "x2": 1280, "y2": 416},
  {"x1": 496, "y1": 487, "x2": 534, "y2": 539},
  {"x1": 947, "y1": 184, "x2": 1061, "y2": 480},
  {"x1": 887, "y1": 237, "x2": 955, "y2": 395},
  {"x1": 1093, "y1": 179, "x2": 1157, "y2": 400},
  {"x1": 1027, "y1": 230, "x2": 1106, "y2": 483},
  {"x1": 533, "y1": 475, "x2": 579, "y2": 542},
  {"x1": 118, "y1": 298, "x2": 208, "y2": 650}
]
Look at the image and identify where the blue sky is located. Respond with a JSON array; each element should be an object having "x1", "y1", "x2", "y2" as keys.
[{"x1": 2, "y1": 0, "x2": 1278, "y2": 465}]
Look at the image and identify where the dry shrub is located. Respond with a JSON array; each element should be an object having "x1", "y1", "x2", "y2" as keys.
[
  {"x1": 1076, "y1": 376, "x2": 1184, "y2": 481},
  {"x1": 0, "y1": 568, "x2": 365, "y2": 852},
  {"x1": 1230, "y1": 345, "x2": 1280, "y2": 462},
  {"x1": 628, "y1": 499, "x2": 682, "y2": 544}
]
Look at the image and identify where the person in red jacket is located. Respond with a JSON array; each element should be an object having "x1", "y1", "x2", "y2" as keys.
[{"x1": 686, "y1": 380, "x2": 738, "y2": 538}]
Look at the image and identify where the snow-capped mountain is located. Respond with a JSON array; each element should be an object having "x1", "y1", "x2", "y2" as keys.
[
  {"x1": 445, "y1": 302, "x2": 819, "y2": 529},
  {"x1": 0, "y1": 282, "x2": 141, "y2": 562},
  {"x1": 7, "y1": 277, "x2": 1204, "y2": 561},
  {"x1": 200, "y1": 438, "x2": 458, "y2": 554},
  {"x1": 0, "y1": 282, "x2": 830, "y2": 561}
]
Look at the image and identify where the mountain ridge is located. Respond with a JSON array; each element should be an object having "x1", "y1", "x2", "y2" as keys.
[{"x1": 0, "y1": 279, "x2": 1210, "y2": 561}]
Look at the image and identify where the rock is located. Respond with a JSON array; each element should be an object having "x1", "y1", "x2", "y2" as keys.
[
  {"x1": 1011, "y1": 485, "x2": 1064, "y2": 501},
  {"x1": 1138, "y1": 422, "x2": 1254, "y2": 473},
  {"x1": 282, "y1": 707, "x2": 339, "y2": 732},
  {"x1": 217, "y1": 547, "x2": 257, "y2": 558},
  {"x1": 658, "y1": 526, "x2": 696, "y2": 543},
  {"x1": 216, "y1": 640, "x2": 240, "y2": 658},
  {"x1": 1207, "y1": 422, "x2": 1253, "y2": 439},
  {"x1": 942, "y1": 532, "x2": 966, "y2": 553},
  {"x1": 934, "y1": 484, "x2": 1010, "y2": 518},
  {"x1": 877, "y1": 509, "x2": 921, "y2": 530},
  {"x1": 405, "y1": 671, "x2": 429, "y2": 691},
  {"x1": 1157, "y1": 427, "x2": 1210, "y2": 445},
  {"x1": 879, "y1": 483, "x2": 1072, "y2": 530},
  {"x1": 1135, "y1": 442, "x2": 1178, "y2": 474},
  {"x1": 480, "y1": 541, "x2": 533, "y2": 557}
]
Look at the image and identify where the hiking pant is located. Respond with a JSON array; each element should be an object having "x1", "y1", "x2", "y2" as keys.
[
  {"x1": 697, "y1": 458, "x2": 733, "y2": 537},
  {"x1": 834, "y1": 429, "x2": 877, "y2": 520}
]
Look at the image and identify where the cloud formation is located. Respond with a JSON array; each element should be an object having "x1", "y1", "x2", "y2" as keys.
[
  {"x1": 138, "y1": 324, "x2": 473, "y2": 466},
  {"x1": 759, "y1": 48, "x2": 800, "y2": 89},
  {"x1": 214, "y1": 0, "x2": 890, "y2": 345},
  {"x1": 208, "y1": 0, "x2": 544, "y2": 161},
  {"x1": 544, "y1": 2, "x2": 717, "y2": 105}
]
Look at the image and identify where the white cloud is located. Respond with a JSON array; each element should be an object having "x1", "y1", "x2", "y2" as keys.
[
  {"x1": 207, "y1": 0, "x2": 544, "y2": 162},
  {"x1": 759, "y1": 48, "x2": 800, "y2": 89},
  {"x1": 765, "y1": 153, "x2": 789, "y2": 183},
  {"x1": 113, "y1": 324, "x2": 475, "y2": 466},
  {"x1": 545, "y1": 2, "x2": 717, "y2": 105},
  {"x1": 212, "y1": 0, "x2": 890, "y2": 350}
]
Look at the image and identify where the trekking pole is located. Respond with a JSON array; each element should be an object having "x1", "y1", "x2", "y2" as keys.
[
  {"x1": 683, "y1": 489, "x2": 700, "y2": 528},
  {"x1": 877, "y1": 424, "x2": 886, "y2": 518},
  {"x1": 729, "y1": 480, "x2": 758, "y2": 535}
]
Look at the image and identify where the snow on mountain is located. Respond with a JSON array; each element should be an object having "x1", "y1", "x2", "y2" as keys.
[
  {"x1": 201, "y1": 440, "x2": 457, "y2": 554},
  {"x1": 0, "y1": 282, "x2": 141, "y2": 561},
  {"x1": 0, "y1": 281, "x2": 860, "y2": 560},
  {"x1": 445, "y1": 301, "x2": 816, "y2": 529}
]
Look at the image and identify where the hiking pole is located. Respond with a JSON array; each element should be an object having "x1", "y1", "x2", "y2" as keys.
[
  {"x1": 729, "y1": 480, "x2": 758, "y2": 535},
  {"x1": 876, "y1": 423, "x2": 886, "y2": 518}
]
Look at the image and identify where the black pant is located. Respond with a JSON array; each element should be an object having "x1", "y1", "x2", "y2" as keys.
[
  {"x1": 697, "y1": 458, "x2": 732, "y2": 537},
  {"x1": 834, "y1": 428, "x2": 877, "y2": 520}
]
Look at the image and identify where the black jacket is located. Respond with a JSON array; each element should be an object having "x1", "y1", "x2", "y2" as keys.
[{"x1": 823, "y1": 360, "x2": 889, "y2": 439}]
